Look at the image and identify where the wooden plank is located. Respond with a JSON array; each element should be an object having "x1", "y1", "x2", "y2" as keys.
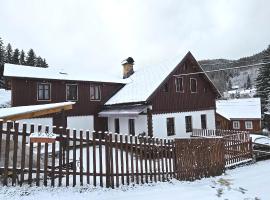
[
  {"x1": 109, "y1": 134, "x2": 114, "y2": 188},
  {"x1": 58, "y1": 127, "x2": 63, "y2": 186},
  {"x1": 3, "y1": 121, "x2": 12, "y2": 186},
  {"x1": 144, "y1": 137, "x2": 148, "y2": 183},
  {"x1": 148, "y1": 137, "x2": 153, "y2": 183},
  {"x1": 134, "y1": 136, "x2": 139, "y2": 184},
  {"x1": 2, "y1": 104, "x2": 73, "y2": 123},
  {"x1": 66, "y1": 128, "x2": 70, "y2": 186},
  {"x1": 152, "y1": 138, "x2": 157, "y2": 183},
  {"x1": 36, "y1": 125, "x2": 42, "y2": 186},
  {"x1": 51, "y1": 141, "x2": 56, "y2": 187},
  {"x1": 168, "y1": 140, "x2": 172, "y2": 178},
  {"x1": 98, "y1": 132, "x2": 103, "y2": 187},
  {"x1": 171, "y1": 140, "x2": 176, "y2": 179},
  {"x1": 20, "y1": 123, "x2": 27, "y2": 186},
  {"x1": 160, "y1": 139, "x2": 165, "y2": 181},
  {"x1": 12, "y1": 122, "x2": 19, "y2": 185},
  {"x1": 105, "y1": 133, "x2": 110, "y2": 188},
  {"x1": 120, "y1": 135, "x2": 124, "y2": 185},
  {"x1": 44, "y1": 126, "x2": 49, "y2": 187},
  {"x1": 92, "y1": 131, "x2": 97, "y2": 187},
  {"x1": 164, "y1": 139, "x2": 169, "y2": 181},
  {"x1": 130, "y1": 135, "x2": 134, "y2": 183},
  {"x1": 156, "y1": 138, "x2": 161, "y2": 182},
  {"x1": 115, "y1": 134, "x2": 119, "y2": 188},
  {"x1": 28, "y1": 124, "x2": 34, "y2": 186},
  {"x1": 86, "y1": 130, "x2": 90, "y2": 185},
  {"x1": 125, "y1": 135, "x2": 130, "y2": 185},
  {"x1": 51, "y1": 126, "x2": 57, "y2": 187},
  {"x1": 139, "y1": 136, "x2": 144, "y2": 184},
  {"x1": 79, "y1": 130, "x2": 83, "y2": 186},
  {"x1": 72, "y1": 129, "x2": 77, "y2": 187}
]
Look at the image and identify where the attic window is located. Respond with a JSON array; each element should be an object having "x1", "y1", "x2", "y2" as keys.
[
  {"x1": 163, "y1": 83, "x2": 169, "y2": 92},
  {"x1": 190, "y1": 78, "x2": 197, "y2": 93},
  {"x1": 183, "y1": 63, "x2": 187, "y2": 71}
]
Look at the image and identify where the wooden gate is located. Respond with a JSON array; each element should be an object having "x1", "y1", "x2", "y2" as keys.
[{"x1": 174, "y1": 138, "x2": 225, "y2": 181}]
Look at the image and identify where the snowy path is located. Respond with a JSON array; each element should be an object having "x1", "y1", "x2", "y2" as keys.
[{"x1": 0, "y1": 160, "x2": 269, "y2": 200}]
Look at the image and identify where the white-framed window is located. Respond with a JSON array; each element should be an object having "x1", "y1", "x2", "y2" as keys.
[
  {"x1": 37, "y1": 83, "x2": 51, "y2": 101},
  {"x1": 233, "y1": 121, "x2": 240, "y2": 129},
  {"x1": 90, "y1": 85, "x2": 101, "y2": 101},
  {"x1": 245, "y1": 121, "x2": 253, "y2": 130},
  {"x1": 190, "y1": 78, "x2": 197, "y2": 93},
  {"x1": 175, "y1": 77, "x2": 184, "y2": 92},
  {"x1": 66, "y1": 84, "x2": 78, "y2": 101}
]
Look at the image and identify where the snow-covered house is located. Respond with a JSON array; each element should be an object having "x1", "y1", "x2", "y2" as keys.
[
  {"x1": 216, "y1": 98, "x2": 261, "y2": 132},
  {"x1": 3, "y1": 52, "x2": 221, "y2": 138}
]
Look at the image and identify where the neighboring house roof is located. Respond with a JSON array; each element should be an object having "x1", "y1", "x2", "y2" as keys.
[
  {"x1": 0, "y1": 102, "x2": 75, "y2": 122},
  {"x1": 216, "y1": 98, "x2": 261, "y2": 120},
  {"x1": 4, "y1": 63, "x2": 127, "y2": 84},
  {"x1": 105, "y1": 52, "x2": 221, "y2": 105}
]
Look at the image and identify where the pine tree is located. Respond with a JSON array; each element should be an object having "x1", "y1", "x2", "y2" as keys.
[
  {"x1": 255, "y1": 47, "x2": 270, "y2": 128},
  {"x1": 5, "y1": 43, "x2": 13, "y2": 63},
  {"x1": 35, "y1": 56, "x2": 43, "y2": 67},
  {"x1": 19, "y1": 50, "x2": 26, "y2": 65},
  {"x1": 42, "y1": 58, "x2": 48, "y2": 68},
  {"x1": 26, "y1": 49, "x2": 36, "y2": 66},
  {"x1": 246, "y1": 75, "x2": 251, "y2": 89},
  {"x1": 12, "y1": 48, "x2": 20, "y2": 64},
  {"x1": 0, "y1": 37, "x2": 5, "y2": 88}
]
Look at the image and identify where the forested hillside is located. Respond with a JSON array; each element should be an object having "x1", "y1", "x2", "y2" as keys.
[
  {"x1": 0, "y1": 36, "x2": 49, "y2": 88},
  {"x1": 199, "y1": 45, "x2": 270, "y2": 93}
]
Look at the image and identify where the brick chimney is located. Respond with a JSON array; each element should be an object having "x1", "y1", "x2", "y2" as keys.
[{"x1": 122, "y1": 57, "x2": 134, "y2": 79}]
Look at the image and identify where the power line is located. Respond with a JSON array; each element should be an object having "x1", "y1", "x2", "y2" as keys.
[
  {"x1": 200, "y1": 56, "x2": 270, "y2": 66},
  {"x1": 173, "y1": 61, "x2": 270, "y2": 77}
]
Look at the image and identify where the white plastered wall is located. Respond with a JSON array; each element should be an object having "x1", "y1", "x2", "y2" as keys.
[
  {"x1": 152, "y1": 109, "x2": 216, "y2": 138},
  {"x1": 17, "y1": 117, "x2": 53, "y2": 132},
  {"x1": 107, "y1": 115, "x2": 147, "y2": 135},
  {"x1": 67, "y1": 115, "x2": 94, "y2": 132}
]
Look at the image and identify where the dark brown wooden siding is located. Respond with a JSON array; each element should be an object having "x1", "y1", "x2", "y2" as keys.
[
  {"x1": 150, "y1": 55, "x2": 217, "y2": 114},
  {"x1": 216, "y1": 114, "x2": 261, "y2": 132},
  {"x1": 11, "y1": 78, "x2": 123, "y2": 131},
  {"x1": 229, "y1": 119, "x2": 261, "y2": 132}
]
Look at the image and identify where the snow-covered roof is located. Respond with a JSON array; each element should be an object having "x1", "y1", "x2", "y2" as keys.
[
  {"x1": 105, "y1": 52, "x2": 220, "y2": 105},
  {"x1": 216, "y1": 98, "x2": 261, "y2": 120},
  {"x1": 4, "y1": 63, "x2": 127, "y2": 84},
  {"x1": 0, "y1": 102, "x2": 75, "y2": 121},
  {"x1": 0, "y1": 89, "x2": 11, "y2": 108}
]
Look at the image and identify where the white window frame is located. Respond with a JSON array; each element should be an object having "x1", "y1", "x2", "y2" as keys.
[
  {"x1": 190, "y1": 78, "x2": 197, "y2": 93},
  {"x1": 245, "y1": 121, "x2": 253, "y2": 130},
  {"x1": 175, "y1": 77, "x2": 184, "y2": 93},
  {"x1": 90, "y1": 85, "x2": 101, "y2": 101},
  {"x1": 37, "y1": 82, "x2": 51, "y2": 101},
  {"x1": 233, "y1": 121, "x2": 240, "y2": 129},
  {"x1": 66, "y1": 84, "x2": 78, "y2": 101}
]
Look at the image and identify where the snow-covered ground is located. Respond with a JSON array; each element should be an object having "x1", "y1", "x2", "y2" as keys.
[
  {"x1": 0, "y1": 89, "x2": 11, "y2": 108},
  {"x1": 0, "y1": 160, "x2": 269, "y2": 200}
]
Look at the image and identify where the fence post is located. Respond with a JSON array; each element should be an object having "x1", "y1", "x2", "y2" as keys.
[
  {"x1": 28, "y1": 124, "x2": 35, "y2": 186},
  {"x1": 3, "y1": 121, "x2": 13, "y2": 186},
  {"x1": 12, "y1": 122, "x2": 19, "y2": 186},
  {"x1": 105, "y1": 133, "x2": 111, "y2": 188},
  {"x1": 20, "y1": 123, "x2": 27, "y2": 186}
]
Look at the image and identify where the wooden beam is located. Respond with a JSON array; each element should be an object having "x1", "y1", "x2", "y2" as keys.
[{"x1": 1, "y1": 104, "x2": 73, "y2": 123}]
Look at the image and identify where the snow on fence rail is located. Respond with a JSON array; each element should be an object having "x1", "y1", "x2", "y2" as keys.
[
  {"x1": 192, "y1": 129, "x2": 253, "y2": 168},
  {"x1": 0, "y1": 121, "x2": 226, "y2": 188}
]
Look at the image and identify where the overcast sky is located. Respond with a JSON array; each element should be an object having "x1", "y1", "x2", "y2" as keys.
[{"x1": 1, "y1": 0, "x2": 270, "y2": 76}]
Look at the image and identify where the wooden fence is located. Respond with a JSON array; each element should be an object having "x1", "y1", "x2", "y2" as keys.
[
  {"x1": 0, "y1": 121, "x2": 228, "y2": 187},
  {"x1": 192, "y1": 129, "x2": 253, "y2": 168}
]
